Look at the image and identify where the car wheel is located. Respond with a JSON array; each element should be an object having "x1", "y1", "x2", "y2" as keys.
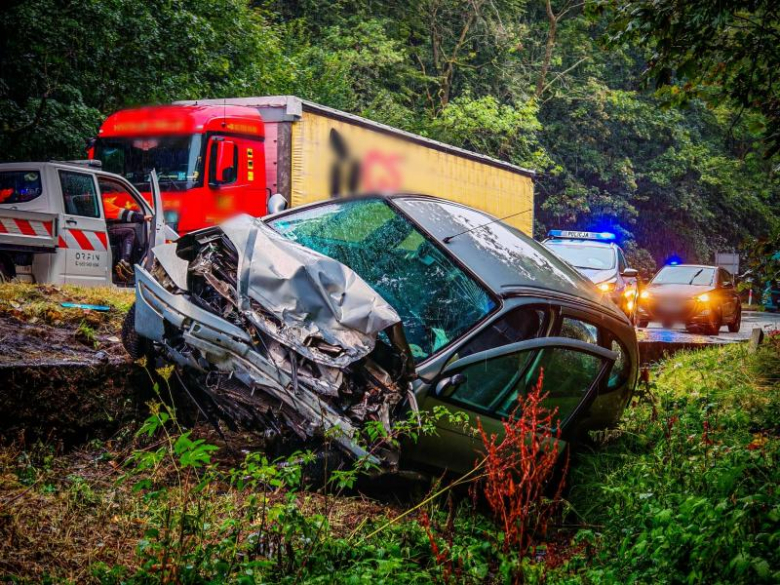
[
  {"x1": 727, "y1": 306, "x2": 742, "y2": 333},
  {"x1": 636, "y1": 319, "x2": 649, "y2": 328},
  {"x1": 705, "y1": 310, "x2": 722, "y2": 336},
  {"x1": 121, "y1": 303, "x2": 149, "y2": 360}
]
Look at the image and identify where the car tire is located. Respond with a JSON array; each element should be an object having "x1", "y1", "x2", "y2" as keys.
[
  {"x1": 121, "y1": 303, "x2": 149, "y2": 360},
  {"x1": 705, "y1": 311, "x2": 722, "y2": 336},
  {"x1": 727, "y1": 305, "x2": 742, "y2": 333},
  {"x1": 636, "y1": 319, "x2": 649, "y2": 328}
]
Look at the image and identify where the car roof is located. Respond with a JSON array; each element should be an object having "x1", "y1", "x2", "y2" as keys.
[{"x1": 269, "y1": 193, "x2": 615, "y2": 312}]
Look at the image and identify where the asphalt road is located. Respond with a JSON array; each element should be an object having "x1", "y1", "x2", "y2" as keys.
[{"x1": 637, "y1": 311, "x2": 780, "y2": 344}]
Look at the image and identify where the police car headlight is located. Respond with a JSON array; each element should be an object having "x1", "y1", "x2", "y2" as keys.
[
  {"x1": 640, "y1": 290, "x2": 650, "y2": 299},
  {"x1": 598, "y1": 281, "x2": 616, "y2": 293}
]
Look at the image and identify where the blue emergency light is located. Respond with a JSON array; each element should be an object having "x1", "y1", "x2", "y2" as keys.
[
  {"x1": 547, "y1": 230, "x2": 616, "y2": 242},
  {"x1": 666, "y1": 255, "x2": 683, "y2": 266}
]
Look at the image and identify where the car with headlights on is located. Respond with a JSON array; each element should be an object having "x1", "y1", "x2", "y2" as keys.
[
  {"x1": 127, "y1": 195, "x2": 639, "y2": 475},
  {"x1": 542, "y1": 231, "x2": 639, "y2": 322},
  {"x1": 637, "y1": 264, "x2": 742, "y2": 335}
]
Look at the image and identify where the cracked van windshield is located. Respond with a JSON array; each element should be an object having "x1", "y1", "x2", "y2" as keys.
[
  {"x1": 270, "y1": 199, "x2": 497, "y2": 361},
  {"x1": 94, "y1": 135, "x2": 203, "y2": 191}
]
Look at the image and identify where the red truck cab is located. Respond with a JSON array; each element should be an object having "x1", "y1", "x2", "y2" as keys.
[{"x1": 92, "y1": 105, "x2": 267, "y2": 234}]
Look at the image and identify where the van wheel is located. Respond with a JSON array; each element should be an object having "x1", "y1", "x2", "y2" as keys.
[{"x1": 121, "y1": 303, "x2": 148, "y2": 360}]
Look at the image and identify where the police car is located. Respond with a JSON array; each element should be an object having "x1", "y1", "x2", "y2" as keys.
[{"x1": 543, "y1": 230, "x2": 639, "y2": 322}]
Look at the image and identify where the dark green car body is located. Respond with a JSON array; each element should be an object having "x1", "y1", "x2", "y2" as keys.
[{"x1": 268, "y1": 194, "x2": 638, "y2": 474}]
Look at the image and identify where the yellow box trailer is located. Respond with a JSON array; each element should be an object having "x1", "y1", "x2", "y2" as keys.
[{"x1": 179, "y1": 96, "x2": 535, "y2": 234}]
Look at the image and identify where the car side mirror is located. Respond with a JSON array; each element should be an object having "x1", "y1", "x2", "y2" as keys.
[
  {"x1": 434, "y1": 373, "x2": 466, "y2": 398},
  {"x1": 267, "y1": 193, "x2": 289, "y2": 215},
  {"x1": 622, "y1": 268, "x2": 639, "y2": 278}
]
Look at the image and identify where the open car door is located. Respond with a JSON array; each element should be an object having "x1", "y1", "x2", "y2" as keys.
[
  {"x1": 409, "y1": 337, "x2": 617, "y2": 475},
  {"x1": 144, "y1": 169, "x2": 176, "y2": 269}
]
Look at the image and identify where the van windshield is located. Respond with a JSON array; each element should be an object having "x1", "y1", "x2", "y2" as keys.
[{"x1": 94, "y1": 135, "x2": 203, "y2": 192}]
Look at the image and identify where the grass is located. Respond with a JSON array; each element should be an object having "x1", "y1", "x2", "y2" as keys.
[
  {"x1": 557, "y1": 337, "x2": 780, "y2": 583},
  {"x1": 0, "y1": 333, "x2": 778, "y2": 583},
  {"x1": 0, "y1": 283, "x2": 133, "y2": 333}
]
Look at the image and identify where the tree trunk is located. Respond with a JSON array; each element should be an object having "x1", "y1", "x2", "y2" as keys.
[{"x1": 536, "y1": 0, "x2": 558, "y2": 98}]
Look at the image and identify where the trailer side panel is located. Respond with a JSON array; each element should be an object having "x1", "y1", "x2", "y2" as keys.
[{"x1": 290, "y1": 111, "x2": 534, "y2": 234}]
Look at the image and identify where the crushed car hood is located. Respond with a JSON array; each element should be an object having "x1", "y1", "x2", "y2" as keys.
[
  {"x1": 157, "y1": 214, "x2": 403, "y2": 368},
  {"x1": 138, "y1": 214, "x2": 415, "y2": 464}
]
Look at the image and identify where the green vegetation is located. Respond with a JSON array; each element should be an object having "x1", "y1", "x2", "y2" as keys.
[
  {"x1": 0, "y1": 283, "x2": 133, "y2": 332},
  {"x1": 1, "y1": 0, "x2": 778, "y2": 269},
  {"x1": 2, "y1": 336, "x2": 778, "y2": 583}
]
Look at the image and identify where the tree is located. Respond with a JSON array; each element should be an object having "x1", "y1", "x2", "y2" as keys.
[
  {"x1": 601, "y1": 0, "x2": 780, "y2": 157},
  {"x1": 0, "y1": 0, "x2": 290, "y2": 161}
]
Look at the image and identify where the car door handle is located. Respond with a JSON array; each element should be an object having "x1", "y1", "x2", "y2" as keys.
[{"x1": 65, "y1": 219, "x2": 78, "y2": 225}]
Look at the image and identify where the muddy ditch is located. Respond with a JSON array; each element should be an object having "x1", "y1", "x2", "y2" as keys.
[{"x1": 0, "y1": 315, "x2": 152, "y2": 446}]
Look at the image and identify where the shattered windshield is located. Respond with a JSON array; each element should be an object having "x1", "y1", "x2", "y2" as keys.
[
  {"x1": 94, "y1": 135, "x2": 203, "y2": 192},
  {"x1": 270, "y1": 199, "x2": 497, "y2": 361}
]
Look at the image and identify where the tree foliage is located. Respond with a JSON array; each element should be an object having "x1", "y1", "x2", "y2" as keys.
[{"x1": 0, "y1": 0, "x2": 778, "y2": 268}]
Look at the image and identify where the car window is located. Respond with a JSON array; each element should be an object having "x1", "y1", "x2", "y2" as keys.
[
  {"x1": 455, "y1": 307, "x2": 547, "y2": 359},
  {"x1": 607, "y1": 338, "x2": 629, "y2": 389},
  {"x1": 617, "y1": 249, "x2": 627, "y2": 273},
  {"x1": 545, "y1": 241, "x2": 616, "y2": 270},
  {"x1": 59, "y1": 171, "x2": 100, "y2": 218},
  {"x1": 653, "y1": 266, "x2": 715, "y2": 286},
  {"x1": 98, "y1": 178, "x2": 142, "y2": 214},
  {"x1": 270, "y1": 199, "x2": 497, "y2": 362},
  {"x1": 0, "y1": 171, "x2": 43, "y2": 204},
  {"x1": 449, "y1": 347, "x2": 604, "y2": 424},
  {"x1": 559, "y1": 317, "x2": 599, "y2": 345}
]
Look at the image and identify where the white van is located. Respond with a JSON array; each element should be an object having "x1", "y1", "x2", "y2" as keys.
[{"x1": 0, "y1": 161, "x2": 169, "y2": 286}]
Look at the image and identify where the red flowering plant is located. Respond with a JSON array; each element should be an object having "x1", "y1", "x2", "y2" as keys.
[{"x1": 475, "y1": 370, "x2": 569, "y2": 560}]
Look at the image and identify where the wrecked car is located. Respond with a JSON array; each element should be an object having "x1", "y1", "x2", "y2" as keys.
[{"x1": 125, "y1": 195, "x2": 638, "y2": 474}]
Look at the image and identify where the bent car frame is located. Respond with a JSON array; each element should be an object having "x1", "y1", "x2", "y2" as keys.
[{"x1": 126, "y1": 194, "x2": 639, "y2": 475}]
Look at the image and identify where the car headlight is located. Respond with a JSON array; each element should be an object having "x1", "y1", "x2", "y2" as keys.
[
  {"x1": 640, "y1": 290, "x2": 650, "y2": 299},
  {"x1": 598, "y1": 281, "x2": 616, "y2": 293},
  {"x1": 697, "y1": 293, "x2": 710, "y2": 303}
]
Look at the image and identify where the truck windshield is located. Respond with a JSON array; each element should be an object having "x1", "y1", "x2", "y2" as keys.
[
  {"x1": 270, "y1": 199, "x2": 497, "y2": 362},
  {"x1": 94, "y1": 135, "x2": 203, "y2": 192}
]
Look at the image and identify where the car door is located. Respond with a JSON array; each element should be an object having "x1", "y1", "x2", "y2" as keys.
[
  {"x1": 409, "y1": 337, "x2": 616, "y2": 475},
  {"x1": 57, "y1": 169, "x2": 110, "y2": 285}
]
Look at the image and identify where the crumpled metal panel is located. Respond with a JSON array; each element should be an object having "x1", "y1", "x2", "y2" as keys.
[{"x1": 219, "y1": 214, "x2": 401, "y2": 366}]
